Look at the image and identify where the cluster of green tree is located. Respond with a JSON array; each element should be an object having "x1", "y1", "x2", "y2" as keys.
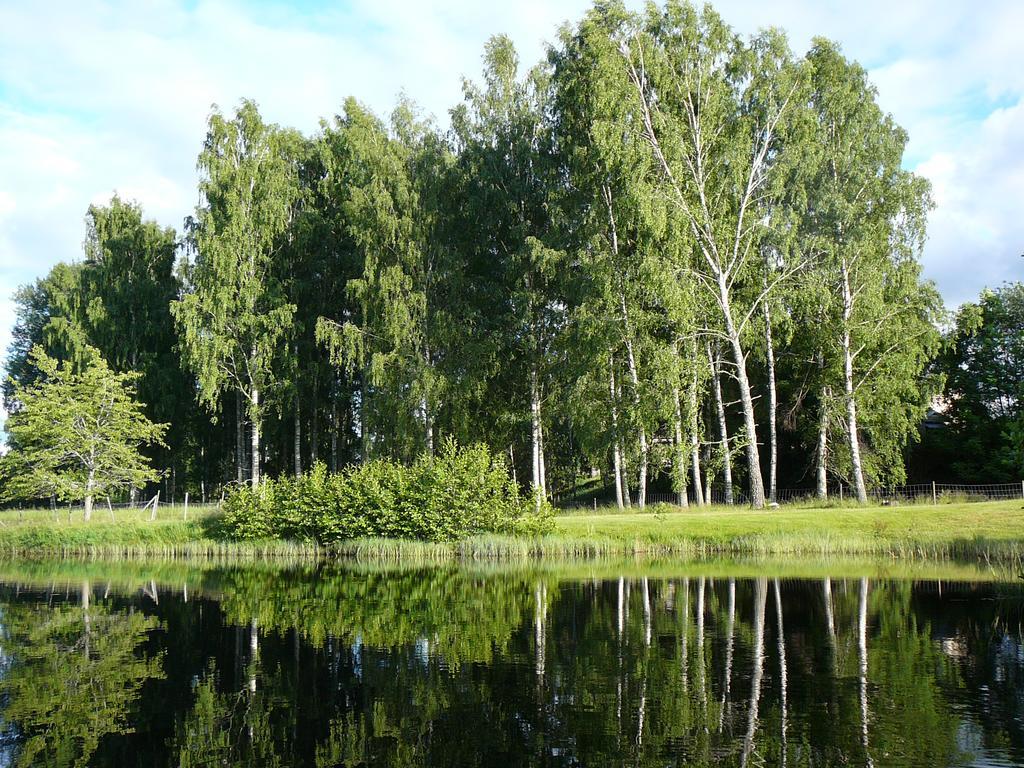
[
  {"x1": 909, "y1": 282, "x2": 1024, "y2": 483},
  {"x1": 220, "y1": 440, "x2": 552, "y2": 541},
  {"x1": 5, "y1": 2, "x2": 953, "y2": 509}
]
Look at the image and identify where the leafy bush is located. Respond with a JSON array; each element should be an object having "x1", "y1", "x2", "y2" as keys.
[{"x1": 222, "y1": 440, "x2": 553, "y2": 542}]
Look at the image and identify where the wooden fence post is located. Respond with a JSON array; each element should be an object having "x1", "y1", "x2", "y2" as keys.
[
  {"x1": 150, "y1": 491, "x2": 160, "y2": 522},
  {"x1": 184, "y1": 492, "x2": 189, "y2": 521},
  {"x1": 932, "y1": 481, "x2": 937, "y2": 505}
]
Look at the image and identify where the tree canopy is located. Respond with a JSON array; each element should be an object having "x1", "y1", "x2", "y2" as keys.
[
  {"x1": 2, "y1": 347, "x2": 167, "y2": 518},
  {"x1": 3, "y1": 0, "x2": 988, "y2": 508}
]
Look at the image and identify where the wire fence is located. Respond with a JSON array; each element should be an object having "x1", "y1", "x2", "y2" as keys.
[{"x1": 556, "y1": 481, "x2": 1024, "y2": 509}]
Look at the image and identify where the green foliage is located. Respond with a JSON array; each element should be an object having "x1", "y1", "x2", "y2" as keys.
[
  {"x1": 919, "y1": 283, "x2": 1024, "y2": 482},
  {"x1": 0, "y1": 597, "x2": 163, "y2": 768},
  {"x1": 2, "y1": 346, "x2": 167, "y2": 513},
  {"x1": 222, "y1": 440, "x2": 553, "y2": 542},
  {"x1": 3, "y1": 2, "x2": 974, "y2": 507}
]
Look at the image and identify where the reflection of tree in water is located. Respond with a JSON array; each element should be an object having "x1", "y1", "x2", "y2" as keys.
[
  {"x1": 3, "y1": 570, "x2": 1023, "y2": 767},
  {"x1": 0, "y1": 582, "x2": 163, "y2": 768},
  {"x1": 215, "y1": 566, "x2": 539, "y2": 666}
]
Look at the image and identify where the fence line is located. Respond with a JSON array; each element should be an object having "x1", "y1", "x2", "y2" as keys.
[{"x1": 556, "y1": 481, "x2": 1024, "y2": 509}]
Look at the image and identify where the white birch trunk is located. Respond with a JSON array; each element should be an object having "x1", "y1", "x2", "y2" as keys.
[
  {"x1": 841, "y1": 259, "x2": 868, "y2": 503},
  {"x1": 250, "y1": 387, "x2": 261, "y2": 488},
  {"x1": 294, "y1": 397, "x2": 302, "y2": 477},
  {"x1": 84, "y1": 470, "x2": 95, "y2": 522},
  {"x1": 708, "y1": 343, "x2": 734, "y2": 505},
  {"x1": 816, "y1": 382, "x2": 830, "y2": 500},
  {"x1": 236, "y1": 394, "x2": 245, "y2": 484},
  {"x1": 530, "y1": 363, "x2": 545, "y2": 507},
  {"x1": 610, "y1": 361, "x2": 625, "y2": 509},
  {"x1": 422, "y1": 393, "x2": 433, "y2": 456},
  {"x1": 720, "y1": 276, "x2": 766, "y2": 508},
  {"x1": 763, "y1": 298, "x2": 778, "y2": 504},
  {"x1": 622, "y1": 313, "x2": 648, "y2": 509},
  {"x1": 424, "y1": 345, "x2": 434, "y2": 456},
  {"x1": 673, "y1": 383, "x2": 689, "y2": 507},
  {"x1": 688, "y1": 351, "x2": 705, "y2": 506}
]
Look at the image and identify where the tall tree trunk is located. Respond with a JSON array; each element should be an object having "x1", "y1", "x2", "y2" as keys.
[
  {"x1": 673, "y1": 382, "x2": 689, "y2": 507},
  {"x1": 688, "y1": 347, "x2": 705, "y2": 506},
  {"x1": 622, "y1": 304, "x2": 648, "y2": 509},
  {"x1": 422, "y1": 393, "x2": 433, "y2": 456},
  {"x1": 763, "y1": 299, "x2": 778, "y2": 505},
  {"x1": 294, "y1": 397, "x2": 302, "y2": 477},
  {"x1": 424, "y1": 345, "x2": 434, "y2": 456},
  {"x1": 236, "y1": 394, "x2": 245, "y2": 484},
  {"x1": 250, "y1": 388, "x2": 261, "y2": 488},
  {"x1": 605, "y1": 188, "x2": 645, "y2": 508},
  {"x1": 842, "y1": 259, "x2": 868, "y2": 503},
  {"x1": 530, "y1": 363, "x2": 545, "y2": 506},
  {"x1": 84, "y1": 470, "x2": 95, "y2": 522},
  {"x1": 708, "y1": 343, "x2": 733, "y2": 505},
  {"x1": 816, "y1": 382, "x2": 830, "y2": 500},
  {"x1": 719, "y1": 276, "x2": 766, "y2": 508},
  {"x1": 610, "y1": 360, "x2": 625, "y2": 510}
]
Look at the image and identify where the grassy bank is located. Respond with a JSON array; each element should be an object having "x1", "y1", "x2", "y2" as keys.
[{"x1": 0, "y1": 498, "x2": 1022, "y2": 563}]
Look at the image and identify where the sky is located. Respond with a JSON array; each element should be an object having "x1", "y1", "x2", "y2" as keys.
[{"x1": 0, "y1": 0, "x2": 1021, "y2": 377}]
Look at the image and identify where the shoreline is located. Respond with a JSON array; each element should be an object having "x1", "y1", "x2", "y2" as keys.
[{"x1": 0, "y1": 498, "x2": 1021, "y2": 565}]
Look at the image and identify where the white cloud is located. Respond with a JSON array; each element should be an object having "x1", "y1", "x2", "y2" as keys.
[
  {"x1": 915, "y1": 102, "x2": 1024, "y2": 304},
  {"x1": 0, "y1": 0, "x2": 1020, "y2": 384}
]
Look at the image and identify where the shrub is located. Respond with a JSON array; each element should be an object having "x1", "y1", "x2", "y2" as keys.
[{"x1": 221, "y1": 439, "x2": 554, "y2": 542}]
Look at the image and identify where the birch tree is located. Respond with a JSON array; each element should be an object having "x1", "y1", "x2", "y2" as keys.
[
  {"x1": 452, "y1": 36, "x2": 564, "y2": 505},
  {"x1": 552, "y1": 5, "x2": 697, "y2": 508},
  {"x1": 316, "y1": 99, "x2": 445, "y2": 462},
  {"x1": 804, "y1": 40, "x2": 940, "y2": 499},
  {"x1": 621, "y1": 5, "x2": 809, "y2": 507},
  {"x1": 172, "y1": 100, "x2": 299, "y2": 487}
]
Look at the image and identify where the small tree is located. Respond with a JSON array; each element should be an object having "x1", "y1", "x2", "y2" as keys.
[{"x1": 2, "y1": 346, "x2": 167, "y2": 519}]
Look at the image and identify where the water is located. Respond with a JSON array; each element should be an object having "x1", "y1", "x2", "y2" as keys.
[{"x1": 0, "y1": 562, "x2": 1021, "y2": 767}]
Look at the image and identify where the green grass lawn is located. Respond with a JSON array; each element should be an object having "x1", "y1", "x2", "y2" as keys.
[
  {"x1": 0, "y1": 497, "x2": 1021, "y2": 562},
  {"x1": 554, "y1": 498, "x2": 1024, "y2": 544}
]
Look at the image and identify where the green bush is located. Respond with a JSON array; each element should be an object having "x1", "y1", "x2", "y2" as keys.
[{"x1": 221, "y1": 440, "x2": 554, "y2": 542}]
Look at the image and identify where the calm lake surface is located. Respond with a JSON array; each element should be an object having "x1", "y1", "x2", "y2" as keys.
[{"x1": 0, "y1": 561, "x2": 1022, "y2": 767}]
